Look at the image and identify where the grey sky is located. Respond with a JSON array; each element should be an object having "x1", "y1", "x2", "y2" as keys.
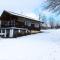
[{"x1": 0, "y1": 0, "x2": 44, "y2": 14}]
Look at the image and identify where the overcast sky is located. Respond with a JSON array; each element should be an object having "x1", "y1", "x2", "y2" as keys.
[{"x1": 0, "y1": 0, "x2": 46, "y2": 19}]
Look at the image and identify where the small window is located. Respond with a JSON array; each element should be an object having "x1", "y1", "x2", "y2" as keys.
[
  {"x1": 35, "y1": 23, "x2": 39, "y2": 28},
  {"x1": 26, "y1": 21, "x2": 31, "y2": 26},
  {"x1": 2, "y1": 29, "x2": 5, "y2": 33}
]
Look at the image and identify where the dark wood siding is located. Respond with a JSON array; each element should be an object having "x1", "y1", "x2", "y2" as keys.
[{"x1": 0, "y1": 10, "x2": 41, "y2": 31}]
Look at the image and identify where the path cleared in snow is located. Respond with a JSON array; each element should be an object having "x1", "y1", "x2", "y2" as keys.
[{"x1": 0, "y1": 29, "x2": 60, "y2": 60}]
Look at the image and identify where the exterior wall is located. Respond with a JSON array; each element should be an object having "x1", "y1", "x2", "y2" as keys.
[
  {"x1": 1, "y1": 11, "x2": 41, "y2": 31},
  {"x1": 0, "y1": 17, "x2": 41, "y2": 31},
  {"x1": 1, "y1": 20, "x2": 15, "y2": 27}
]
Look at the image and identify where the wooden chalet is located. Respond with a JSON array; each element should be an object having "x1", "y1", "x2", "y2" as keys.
[{"x1": 0, "y1": 10, "x2": 42, "y2": 38}]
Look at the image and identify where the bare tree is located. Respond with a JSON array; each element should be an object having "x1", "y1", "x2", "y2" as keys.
[
  {"x1": 44, "y1": 0, "x2": 60, "y2": 15},
  {"x1": 49, "y1": 17, "x2": 54, "y2": 29},
  {"x1": 42, "y1": 15, "x2": 47, "y2": 23},
  {"x1": 55, "y1": 22, "x2": 60, "y2": 28}
]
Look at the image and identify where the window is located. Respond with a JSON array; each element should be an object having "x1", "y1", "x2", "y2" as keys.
[
  {"x1": 2, "y1": 29, "x2": 5, "y2": 33},
  {"x1": 26, "y1": 21, "x2": 31, "y2": 26},
  {"x1": 35, "y1": 23, "x2": 39, "y2": 28}
]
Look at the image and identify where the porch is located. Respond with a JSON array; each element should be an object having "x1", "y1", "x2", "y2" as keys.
[{"x1": 0, "y1": 27, "x2": 31, "y2": 38}]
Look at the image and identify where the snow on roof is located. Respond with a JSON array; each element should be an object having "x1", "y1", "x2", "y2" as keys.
[{"x1": 3, "y1": 10, "x2": 40, "y2": 22}]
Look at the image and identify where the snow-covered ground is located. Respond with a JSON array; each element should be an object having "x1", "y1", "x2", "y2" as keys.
[{"x1": 0, "y1": 29, "x2": 60, "y2": 60}]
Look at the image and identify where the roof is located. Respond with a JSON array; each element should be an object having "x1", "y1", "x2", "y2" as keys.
[{"x1": 1, "y1": 10, "x2": 43, "y2": 23}]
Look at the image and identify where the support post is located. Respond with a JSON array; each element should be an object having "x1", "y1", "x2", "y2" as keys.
[
  {"x1": 0, "y1": 20, "x2": 1, "y2": 28},
  {"x1": 4, "y1": 29, "x2": 6, "y2": 37},
  {"x1": 9, "y1": 29, "x2": 14, "y2": 37},
  {"x1": 1, "y1": 29, "x2": 2, "y2": 33}
]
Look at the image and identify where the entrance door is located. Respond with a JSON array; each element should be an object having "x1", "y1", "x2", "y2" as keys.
[{"x1": 6, "y1": 29, "x2": 10, "y2": 37}]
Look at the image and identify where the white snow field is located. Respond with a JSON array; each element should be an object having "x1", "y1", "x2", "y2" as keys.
[{"x1": 0, "y1": 29, "x2": 60, "y2": 60}]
